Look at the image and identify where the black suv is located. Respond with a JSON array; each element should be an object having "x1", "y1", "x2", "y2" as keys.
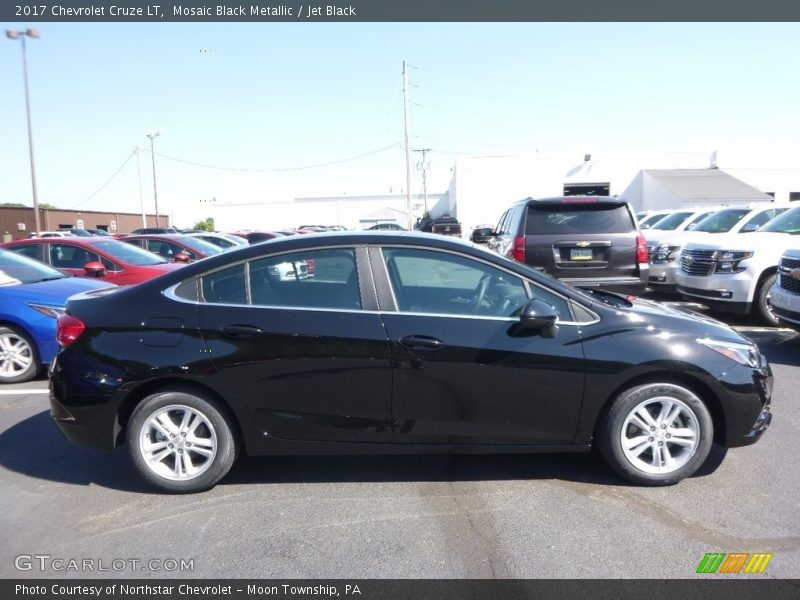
[{"x1": 489, "y1": 196, "x2": 648, "y2": 291}]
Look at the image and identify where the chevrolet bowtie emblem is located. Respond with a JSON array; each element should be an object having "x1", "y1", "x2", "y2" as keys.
[
  {"x1": 790, "y1": 268, "x2": 800, "y2": 280},
  {"x1": 576, "y1": 241, "x2": 591, "y2": 248},
  {"x1": 684, "y1": 255, "x2": 694, "y2": 263}
]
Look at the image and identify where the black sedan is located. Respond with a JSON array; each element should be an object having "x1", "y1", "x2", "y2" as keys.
[{"x1": 50, "y1": 232, "x2": 772, "y2": 493}]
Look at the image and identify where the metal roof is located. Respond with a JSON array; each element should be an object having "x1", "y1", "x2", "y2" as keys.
[{"x1": 643, "y1": 169, "x2": 773, "y2": 202}]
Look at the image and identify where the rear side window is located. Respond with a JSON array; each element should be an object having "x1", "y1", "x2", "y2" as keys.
[
  {"x1": 202, "y1": 264, "x2": 246, "y2": 304},
  {"x1": 525, "y1": 204, "x2": 634, "y2": 235},
  {"x1": 249, "y1": 248, "x2": 361, "y2": 310},
  {"x1": 9, "y1": 244, "x2": 45, "y2": 263}
]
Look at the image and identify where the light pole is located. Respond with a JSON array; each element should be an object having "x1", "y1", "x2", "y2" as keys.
[
  {"x1": 146, "y1": 129, "x2": 162, "y2": 226},
  {"x1": 6, "y1": 28, "x2": 42, "y2": 236}
]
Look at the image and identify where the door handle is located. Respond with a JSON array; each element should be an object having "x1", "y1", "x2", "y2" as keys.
[
  {"x1": 400, "y1": 335, "x2": 445, "y2": 351},
  {"x1": 219, "y1": 325, "x2": 263, "y2": 338}
]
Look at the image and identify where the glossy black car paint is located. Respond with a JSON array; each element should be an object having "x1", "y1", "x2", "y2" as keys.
[{"x1": 50, "y1": 232, "x2": 771, "y2": 459}]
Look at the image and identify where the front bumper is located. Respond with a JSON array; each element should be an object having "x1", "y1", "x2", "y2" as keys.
[
  {"x1": 675, "y1": 270, "x2": 754, "y2": 309},
  {"x1": 771, "y1": 285, "x2": 800, "y2": 329},
  {"x1": 722, "y1": 354, "x2": 773, "y2": 448},
  {"x1": 648, "y1": 261, "x2": 679, "y2": 290}
]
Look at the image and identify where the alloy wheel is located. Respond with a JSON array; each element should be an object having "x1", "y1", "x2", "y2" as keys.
[
  {"x1": 138, "y1": 404, "x2": 218, "y2": 481},
  {"x1": 0, "y1": 332, "x2": 34, "y2": 380},
  {"x1": 619, "y1": 396, "x2": 699, "y2": 475}
]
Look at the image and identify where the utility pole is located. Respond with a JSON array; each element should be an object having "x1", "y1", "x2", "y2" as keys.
[
  {"x1": 6, "y1": 29, "x2": 42, "y2": 236},
  {"x1": 146, "y1": 130, "x2": 162, "y2": 227},
  {"x1": 402, "y1": 61, "x2": 413, "y2": 230},
  {"x1": 134, "y1": 146, "x2": 146, "y2": 228},
  {"x1": 414, "y1": 148, "x2": 432, "y2": 215}
]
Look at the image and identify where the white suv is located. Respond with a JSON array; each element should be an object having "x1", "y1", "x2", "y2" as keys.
[
  {"x1": 676, "y1": 206, "x2": 800, "y2": 325},
  {"x1": 647, "y1": 204, "x2": 788, "y2": 293},
  {"x1": 772, "y1": 248, "x2": 800, "y2": 331}
]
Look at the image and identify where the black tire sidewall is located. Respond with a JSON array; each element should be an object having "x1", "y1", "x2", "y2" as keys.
[
  {"x1": 598, "y1": 383, "x2": 714, "y2": 486},
  {"x1": 756, "y1": 273, "x2": 778, "y2": 326},
  {"x1": 128, "y1": 390, "x2": 237, "y2": 493},
  {"x1": 0, "y1": 325, "x2": 40, "y2": 384}
]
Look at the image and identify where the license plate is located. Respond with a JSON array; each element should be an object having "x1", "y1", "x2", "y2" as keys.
[{"x1": 570, "y1": 248, "x2": 593, "y2": 261}]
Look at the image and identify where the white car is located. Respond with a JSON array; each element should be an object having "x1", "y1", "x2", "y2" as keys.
[
  {"x1": 30, "y1": 231, "x2": 73, "y2": 238},
  {"x1": 647, "y1": 204, "x2": 789, "y2": 293},
  {"x1": 771, "y1": 248, "x2": 800, "y2": 331},
  {"x1": 637, "y1": 209, "x2": 674, "y2": 230},
  {"x1": 675, "y1": 206, "x2": 800, "y2": 325}
]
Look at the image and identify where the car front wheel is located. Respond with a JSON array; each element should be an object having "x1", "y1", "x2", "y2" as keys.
[
  {"x1": 128, "y1": 389, "x2": 238, "y2": 493},
  {"x1": 597, "y1": 383, "x2": 713, "y2": 486},
  {"x1": 0, "y1": 326, "x2": 39, "y2": 384}
]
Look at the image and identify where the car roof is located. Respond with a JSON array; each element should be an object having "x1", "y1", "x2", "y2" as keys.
[{"x1": 516, "y1": 196, "x2": 628, "y2": 206}]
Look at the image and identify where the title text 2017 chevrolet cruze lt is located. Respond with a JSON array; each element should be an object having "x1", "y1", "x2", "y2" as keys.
[{"x1": 50, "y1": 232, "x2": 772, "y2": 493}]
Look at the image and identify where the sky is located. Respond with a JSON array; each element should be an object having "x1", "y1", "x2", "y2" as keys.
[{"x1": 1, "y1": 22, "x2": 799, "y2": 227}]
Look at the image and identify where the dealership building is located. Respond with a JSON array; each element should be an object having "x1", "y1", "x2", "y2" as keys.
[{"x1": 0, "y1": 206, "x2": 166, "y2": 242}]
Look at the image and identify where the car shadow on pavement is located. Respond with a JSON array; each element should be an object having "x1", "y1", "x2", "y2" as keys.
[
  {"x1": 1, "y1": 411, "x2": 730, "y2": 493},
  {"x1": 0, "y1": 410, "x2": 152, "y2": 493}
]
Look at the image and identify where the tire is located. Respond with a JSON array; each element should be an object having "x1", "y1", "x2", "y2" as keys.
[
  {"x1": 128, "y1": 388, "x2": 238, "y2": 493},
  {"x1": 596, "y1": 383, "x2": 713, "y2": 486},
  {"x1": 755, "y1": 273, "x2": 778, "y2": 326},
  {"x1": 0, "y1": 325, "x2": 40, "y2": 384}
]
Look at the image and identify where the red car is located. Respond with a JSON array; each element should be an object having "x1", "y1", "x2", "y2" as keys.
[
  {"x1": 1, "y1": 237, "x2": 185, "y2": 285},
  {"x1": 121, "y1": 234, "x2": 223, "y2": 262}
]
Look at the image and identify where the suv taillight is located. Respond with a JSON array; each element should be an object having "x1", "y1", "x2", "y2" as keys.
[
  {"x1": 508, "y1": 235, "x2": 526, "y2": 263},
  {"x1": 636, "y1": 234, "x2": 649, "y2": 264},
  {"x1": 57, "y1": 314, "x2": 85, "y2": 347}
]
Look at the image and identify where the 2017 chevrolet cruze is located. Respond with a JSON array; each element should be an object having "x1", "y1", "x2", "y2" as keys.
[{"x1": 50, "y1": 232, "x2": 773, "y2": 493}]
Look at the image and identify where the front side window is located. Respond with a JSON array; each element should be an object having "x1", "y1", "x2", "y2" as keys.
[
  {"x1": 147, "y1": 240, "x2": 196, "y2": 261},
  {"x1": 383, "y1": 247, "x2": 529, "y2": 317},
  {"x1": 49, "y1": 244, "x2": 102, "y2": 269},
  {"x1": 689, "y1": 209, "x2": 748, "y2": 233},
  {"x1": 741, "y1": 208, "x2": 787, "y2": 231},
  {"x1": 759, "y1": 207, "x2": 800, "y2": 234}
]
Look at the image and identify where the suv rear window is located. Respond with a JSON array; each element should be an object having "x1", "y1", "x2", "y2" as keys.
[{"x1": 525, "y1": 204, "x2": 634, "y2": 235}]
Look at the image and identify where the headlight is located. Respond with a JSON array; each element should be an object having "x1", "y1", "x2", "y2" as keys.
[
  {"x1": 28, "y1": 304, "x2": 66, "y2": 319},
  {"x1": 697, "y1": 337, "x2": 761, "y2": 368},
  {"x1": 713, "y1": 250, "x2": 753, "y2": 273},
  {"x1": 653, "y1": 245, "x2": 682, "y2": 264}
]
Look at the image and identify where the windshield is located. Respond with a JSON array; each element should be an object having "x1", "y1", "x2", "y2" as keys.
[
  {"x1": 649, "y1": 211, "x2": 694, "y2": 231},
  {"x1": 0, "y1": 248, "x2": 67, "y2": 286},
  {"x1": 758, "y1": 207, "x2": 800, "y2": 234},
  {"x1": 92, "y1": 240, "x2": 168, "y2": 265},
  {"x1": 177, "y1": 237, "x2": 224, "y2": 255},
  {"x1": 690, "y1": 209, "x2": 749, "y2": 233},
  {"x1": 639, "y1": 213, "x2": 667, "y2": 229}
]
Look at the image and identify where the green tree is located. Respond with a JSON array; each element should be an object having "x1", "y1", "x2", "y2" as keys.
[
  {"x1": 193, "y1": 217, "x2": 215, "y2": 232},
  {"x1": 0, "y1": 202, "x2": 26, "y2": 207}
]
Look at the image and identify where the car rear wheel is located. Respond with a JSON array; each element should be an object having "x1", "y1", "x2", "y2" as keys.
[
  {"x1": 128, "y1": 389, "x2": 238, "y2": 493},
  {"x1": 755, "y1": 273, "x2": 778, "y2": 326},
  {"x1": 597, "y1": 383, "x2": 713, "y2": 486},
  {"x1": 0, "y1": 326, "x2": 39, "y2": 384}
]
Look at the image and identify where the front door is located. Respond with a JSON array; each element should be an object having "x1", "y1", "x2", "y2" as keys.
[{"x1": 375, "y1": 246, "x2": 585, "y2": 445}]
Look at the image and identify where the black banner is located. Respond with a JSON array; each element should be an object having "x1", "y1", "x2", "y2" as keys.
[
  {"x1": 3, "y1": 0, "x2": 800, "y2": 22},
  {"x1": 3, "y1": 580, "x2": 800, "y2": 600}
]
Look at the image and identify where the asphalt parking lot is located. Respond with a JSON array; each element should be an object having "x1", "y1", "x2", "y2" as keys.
[{"x1": 1, "y1": 301, "x2": 799, "y2": 580}]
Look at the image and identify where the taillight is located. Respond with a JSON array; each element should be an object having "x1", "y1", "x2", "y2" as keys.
[
  {"x1": 636, "y1": 234, "x2": 648, "y2": 264},
  {"x1": 508, "y1": 235, "x2": 526, "y2": 263},
  {"x1": 57, "y1": 314, "x2": 85, "y2": 347},
  {"x1": 431, "y1": 225, "x2": 438, "y2": 233}
]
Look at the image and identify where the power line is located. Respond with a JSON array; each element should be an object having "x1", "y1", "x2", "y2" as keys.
[
  {"x1": 68, "y1": 151, "x2": 135, "y2": 209},
  {"x1": 145, "y1": 143, "x2": 401, "y2": 173}
]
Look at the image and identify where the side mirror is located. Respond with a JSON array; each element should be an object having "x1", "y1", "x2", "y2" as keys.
[
  {"x1": 174, "y1": 252, "x2": 192, "y2": 263},
  {"x1": 740, "y1": 223, "x2": 759, "y2": 233},
  {"x1": 520, "y1": 298, "x2": 559, "y2": 338},
  {"x1": 83, "y1": 261, "x2": 107, "y2": 277}
]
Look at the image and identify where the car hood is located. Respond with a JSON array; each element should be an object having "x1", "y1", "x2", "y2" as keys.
[
  {"x1": 0, "y1": 276, "x2": 114, "y2": 306},
  {"x1": 684, "y1": 231, "x2": 794, "y2": 252},
  {"x1": 585, "y1": 290, "x2": 746, "y2": 345}
]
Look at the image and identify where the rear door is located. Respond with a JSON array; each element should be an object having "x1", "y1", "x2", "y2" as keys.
[
  {"x1": 197, "y1": 245, "x2": 393, "y2": 443},
  {"x1": 524, "y1": 200, "x2": 638, "y2": 281}
]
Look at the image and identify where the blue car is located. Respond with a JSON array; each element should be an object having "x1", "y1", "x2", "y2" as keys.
[{"x1": 0, "y1": 248, "x2": 114, "y2": 383}]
